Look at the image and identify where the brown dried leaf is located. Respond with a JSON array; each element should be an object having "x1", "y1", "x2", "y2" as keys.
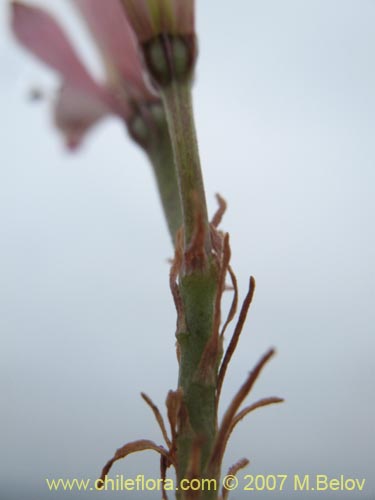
[
  {"x1": 197, "y1": 233, "x2": 230, "y2": 384},
  {"x1": 209, "y1": 349, "x2": 275, "y2": 473},
  {"x1": 186, "y1": 436, "x2": 202, "y2": 480},
  {"x1": 214, "y1": 233, "x2": 231, "y2": 337},
  {"x1": 221, "y1": 458, "x2": 250, "y2": 500},
  {"x1": 160, "y1": 455, "x2": 169, "y2": 500},
  {"x1": 217, "y1": 276, "x2": 256, "y2": 403},
  {"x1": 184, "y1": 211, "x2": 207, "y2": 272},
  {"x1": 220, "y1": 265, "x2": 238, "y2": 339},
  {"x1": 166, "y1": 389, "x2": 183, "y2": 444},
  {"x1": 141, "y1": 392, "x2": 172, "y2": 449},
  {"x1": 211, "y1": 193, "x2": 227, "y2": 228},
  {"x1": 100, "y1": 439, "x2": 171, "y2": 481},
  {"x1": 229, "y1": 397, "x2": 284, "y2": 438}
]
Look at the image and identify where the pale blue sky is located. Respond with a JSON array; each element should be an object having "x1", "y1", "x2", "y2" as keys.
[{"x1": 1, "y1": 0, "x2": 374, "y2": 498}]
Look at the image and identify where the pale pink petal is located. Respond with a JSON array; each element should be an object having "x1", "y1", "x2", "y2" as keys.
[
  {"x1": 74, "y1": 0, "x2": 151, "y2": 98},
  {"x1": 120, "y1": 0, "x2": 154, "y2": 42},
  {"x1": 11, "y1": 1, "x2": 101, "y2": 96},
  {"x1": 53, "y1": 83, "x2": 110, "y2": 150}
]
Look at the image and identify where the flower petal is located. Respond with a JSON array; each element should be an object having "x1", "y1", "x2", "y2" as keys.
[
  {"x1": 120, "y1": 0, "x2": 154, "y2": 42},
  {"x1": 53, "y1": 83, "x2": 110, "y2": 150},
  {"x1": 11, "y1": 1, "x2": 100, "y2": 96},
  {"x1": 74, "y1": 0, "x2": 151, "y2": 98}
]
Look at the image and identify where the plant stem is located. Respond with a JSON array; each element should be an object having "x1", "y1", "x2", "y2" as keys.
[
  {"x1": 147, "y1": 123, "x2": 183, "y2": 243},
  {"x1": 161, "y1": 81, "x2": 211, "y2": 253},
  {"x1": 161, "y1": 80, "x2": 221, "y2": 498},
  {"x1": 176, "y1": 263, "x2": 220, "y2": 497}
]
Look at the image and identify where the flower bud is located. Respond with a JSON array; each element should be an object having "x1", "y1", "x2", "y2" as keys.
[
  {"x1": 121, "y1": 0, "x2": 197, "y2": 87},
  {"x1": 143, "y1": 34, "x2": 196, "y2": 86}
]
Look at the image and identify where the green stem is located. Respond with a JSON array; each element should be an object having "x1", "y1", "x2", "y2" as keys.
[
  {"x1": 176, "y1": 263, "x2": 220, "y2": 495},
  {"x1": 160, "y1": 80, "x2": 220, "y2": 498},
  {"x1": 160, "y1": 81, "x2": 211, "y2": 253},
  {"x1": 147, "y1": 123, "x2": 183, "y2": 243}
]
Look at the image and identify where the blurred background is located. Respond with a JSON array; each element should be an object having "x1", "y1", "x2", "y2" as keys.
[{"x1": 1, "y1": 0, "x2": 374, "y2": 498}]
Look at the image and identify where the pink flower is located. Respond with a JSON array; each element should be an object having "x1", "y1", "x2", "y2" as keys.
[{"x1": 11, "y1": 0, "x2": 154, "y2": 149}]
